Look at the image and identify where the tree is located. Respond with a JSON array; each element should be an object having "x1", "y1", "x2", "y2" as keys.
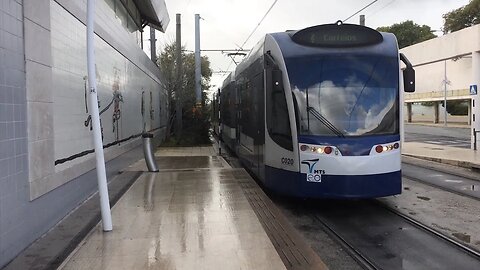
[
  {"x1": 442, "y1": 100, "x2": 469, "y2": 116},
  {"x1": 158, "y1": 43, "x2": 213, "y2": 145},
  {"x1": 377, "y1": 20, "x2": 436, "y2": 49},
  {"x1": 442, "y1": 0, "x2": 480, "y2": 33}
]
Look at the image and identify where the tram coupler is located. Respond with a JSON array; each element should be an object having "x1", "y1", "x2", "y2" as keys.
[{"x1": 142, "y1": 133, "x2": 159, "y2": 172}]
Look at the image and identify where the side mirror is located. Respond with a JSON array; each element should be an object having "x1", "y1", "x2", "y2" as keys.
[
  {"x1": 403, "y1": 67, "x2": 415, "y2": 93},
  {"x1": 400, "y1": 53, "x2": 415, "y2": 93}
]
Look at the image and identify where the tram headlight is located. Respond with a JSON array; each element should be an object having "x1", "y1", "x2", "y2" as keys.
[
  {"x1": 300, "y1": 144, "x2": 335, "y2": 155},
  {"x1": 374, "y1": 142, "x2": 399, "y2": 154}
]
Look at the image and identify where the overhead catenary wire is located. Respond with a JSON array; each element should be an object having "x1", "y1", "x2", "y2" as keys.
[
  {"x1": 224, "y1": 0, "x2": 279, "y2": 76},
  {"x1": 343, "y1": 0, "x2": 379, "y2": 23},
  {"x1": 239, "y1": 0, "x2": 279, "y2": 50},
  {"x1": 366, "y1": 0, "x2": 397, "y2": 19}
]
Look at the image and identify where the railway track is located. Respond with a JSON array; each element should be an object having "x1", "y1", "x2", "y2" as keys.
[
  {"x1": 311, "y1": 211, "x2": 379, "y2": 270},
  {"x1": 308, "y1": 199, "x2": 480, "y2": 270}
]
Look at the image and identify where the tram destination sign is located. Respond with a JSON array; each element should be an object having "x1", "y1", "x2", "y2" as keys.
[{"x1": 292, "y1": 22, "x2": 383, "y2": 48}]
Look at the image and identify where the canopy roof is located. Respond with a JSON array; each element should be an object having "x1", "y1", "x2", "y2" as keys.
[{"x1": 133, "y1": 0, "x2": 170, "y2": 32}]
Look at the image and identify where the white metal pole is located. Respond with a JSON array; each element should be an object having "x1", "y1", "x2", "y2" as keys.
[
  {"x1": 194, "y1": 14, "x2": 201, "y2": 105},
  {"x1": 444, "y1": 60, "x2": 448, "y2": 126},
  {"x1": 87, "y1": 0, "x2": 113, "y2": 231},
  {"x1": 472, "y1": 51, "x2": 480, "y2": 150}
]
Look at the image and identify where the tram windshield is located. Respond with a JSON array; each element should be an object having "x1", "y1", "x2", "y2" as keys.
[{"x1": 287, "y1": 55, "x2": 399, "y2": 137}]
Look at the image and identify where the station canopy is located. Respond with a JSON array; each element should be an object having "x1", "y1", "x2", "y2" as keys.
[{"x1": 133, "y1": 0, "x2": 170, "y2": 32}]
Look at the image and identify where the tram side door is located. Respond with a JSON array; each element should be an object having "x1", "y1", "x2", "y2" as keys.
[
  {"x1": 253, "y1": 72, "x2": 265, "y2": 179},
  {"x1": 235, "y1": 83, "x2": 240, "y2": 149}
]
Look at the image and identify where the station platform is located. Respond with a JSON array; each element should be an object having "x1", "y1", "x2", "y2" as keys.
[{"x1": 57, "y1": 146, "x2": 327, "y2": 270}]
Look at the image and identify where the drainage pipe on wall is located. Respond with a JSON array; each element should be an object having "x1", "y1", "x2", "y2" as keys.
[{"x1": 143, "y1": 133, "x2": 159, "y2": 172}]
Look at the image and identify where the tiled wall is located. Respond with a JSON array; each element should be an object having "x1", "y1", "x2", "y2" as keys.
[
  {"x1": 0, "y1": 0, "x2": 167, "y2": 267},
  {"x1": 0, "y1": 0, "x2": 29, "y2": 265},
  {"x1": 24, "y1": 0, "x2": 169, "y2": 200}
]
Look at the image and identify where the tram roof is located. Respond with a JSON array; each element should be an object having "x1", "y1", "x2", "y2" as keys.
[{"x1": 270, "y1": 31, "x2": 399, "y2": 58}]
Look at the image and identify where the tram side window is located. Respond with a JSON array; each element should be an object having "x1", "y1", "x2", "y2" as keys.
[
  {"x1": 221, "y1": 90, "x2": 232, "y2": 127},
  {"x1": 267, "y1": 69, "x2": 293, "y2": 151}
]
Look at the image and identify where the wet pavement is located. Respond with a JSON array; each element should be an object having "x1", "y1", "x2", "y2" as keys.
[
  {"x1": 403, "y1": 123, "x2": 480, "y2": 169},
  {"x1": 59, "y1": 150, "x2": 289, "y2": 270}
]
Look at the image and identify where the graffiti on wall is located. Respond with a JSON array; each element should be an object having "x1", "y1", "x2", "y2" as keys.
[{"x1": 83, "y1": 68, "x2": 124, "y2": 142}]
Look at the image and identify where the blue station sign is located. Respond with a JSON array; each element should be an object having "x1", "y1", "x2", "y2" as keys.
[{"x1": 470, "y1": 85, "x2": 478, "y2": 95}]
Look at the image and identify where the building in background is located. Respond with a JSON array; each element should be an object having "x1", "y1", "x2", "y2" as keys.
[
  {"x1": 401, "y1": 24, "x2": 480, "y2": 125},
  {"x1": 0, "y1": 0, "x2": 169, "y2": 267}
]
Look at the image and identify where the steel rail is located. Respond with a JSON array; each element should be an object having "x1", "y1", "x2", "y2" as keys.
[
  {"x1": 311, "y1": 214, "x2": 380, "y2": 270},
  {"x1": 375, "y1": 200, "x2": 480, "y2": 261}
]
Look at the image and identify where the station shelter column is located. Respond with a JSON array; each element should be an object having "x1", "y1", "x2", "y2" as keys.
[
  {"x1": 468, "y1": 99, "x2": 472, "y2": 125},
  {"x1": 406, "y1": 102, "x2": 412, "y2": 123},
  {"x1": 472, "y1": 51, "x2": 480, "y2": 150}
]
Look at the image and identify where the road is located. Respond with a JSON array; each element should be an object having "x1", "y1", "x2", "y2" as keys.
[{"x1": 404, "y1": 124, "x2": 471, "y2": 148}]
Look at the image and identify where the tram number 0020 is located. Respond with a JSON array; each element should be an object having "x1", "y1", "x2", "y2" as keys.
[{"x1": 281, "y1": 158, "x2": 294, "y2": 166}]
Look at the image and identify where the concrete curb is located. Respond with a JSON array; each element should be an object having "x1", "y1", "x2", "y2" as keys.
[
  {"x1": 402, "y1": 155, "x2": 480, "y2": 181},
  {"x1": 402, "y1": 154, "x2": 480, "y2": 171},
  {"x1": 405, "y1": 123, "x2": 471, "y2": 129}
]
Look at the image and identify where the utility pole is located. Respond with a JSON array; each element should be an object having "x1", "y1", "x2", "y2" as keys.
[
  {"x1": 150, "y1": 27, "x2": 156, "y2": 63},
  {"x1": 359, "y1": 15, "x2": 365, "y2": 26},
  {"x1": 175, "y1": 14, "x2": 183, "y2": 139},
  {"x1": 194, "y1": 14, "x2": 202, "y2": 106}
]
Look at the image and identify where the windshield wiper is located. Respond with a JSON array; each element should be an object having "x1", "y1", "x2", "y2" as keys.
[{"x1": 307, "y1": 106, "x2": 345, "y2": 138}]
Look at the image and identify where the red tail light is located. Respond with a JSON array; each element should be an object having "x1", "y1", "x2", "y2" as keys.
[
  {"x1": 324, "y1": 146, "x2": 332, "y2": 154},
  {"x1": 375, "y1": 145, "x2": 383, "y2": 153}
]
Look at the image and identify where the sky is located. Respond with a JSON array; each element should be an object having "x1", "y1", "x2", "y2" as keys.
[{"x1": 147, "y1": 0, "x2": 471, "y2": 96}]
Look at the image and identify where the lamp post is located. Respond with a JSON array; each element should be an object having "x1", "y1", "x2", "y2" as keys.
[{"x1": 442, "y1": 60, "x2": 452, "y2": 127}]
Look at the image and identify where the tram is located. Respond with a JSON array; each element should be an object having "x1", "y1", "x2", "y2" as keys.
[{"x1": 217, "y1": 21, "x2": 415, "y2": 198}]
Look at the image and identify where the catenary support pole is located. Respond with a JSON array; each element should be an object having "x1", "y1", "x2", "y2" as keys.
[
  {"x1": 472, "y1": 51, "x2": 480, "y2": 150},
  {"x1": 86, "y1": 0, "x2": 112, "y2": 231},
  {"x1": 175, "y1": 14, "x2": 182, "y2": 139},
  {"x1": 359, "y1": 15, "x2": 365, "y2": 26},
  {"x1": 150, "y1": 27, "x2": 156, "y2": 63},
  {"x1": 195, "y1": 14, "x2": 202, "y2": 105}
]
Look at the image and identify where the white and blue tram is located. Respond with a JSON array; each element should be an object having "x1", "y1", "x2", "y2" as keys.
[{"x1": 218, "y1": 22, "x2": 415, "y2": 198}]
